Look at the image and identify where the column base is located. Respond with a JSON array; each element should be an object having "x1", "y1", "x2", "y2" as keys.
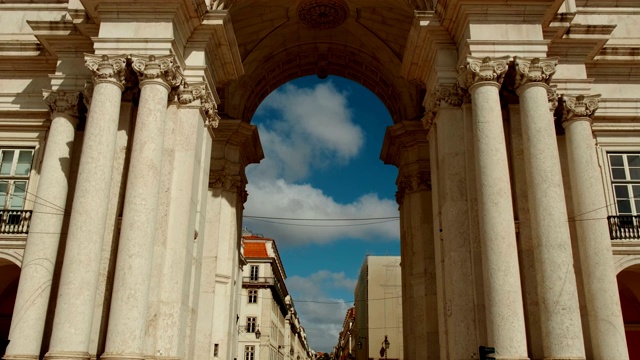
[
  {"x1": 3, "y1": 355, "x2": 39, "y2": 360},
  {"x1": 100, "y1": 353, "x2": 146, "y2": 360},
  {"x1": 43, "y1": 351, "x2": 90, "y2": 360}
]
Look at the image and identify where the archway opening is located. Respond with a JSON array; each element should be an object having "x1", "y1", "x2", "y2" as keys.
[
  {"x1": 617, "y1": 265, "x2": 640, "y2": 359},
  {"x1": 242, "y1": 75, "x2": 401, "y2": 354},
  {"x1": 0, "y1": 259, "x2": 20, "y2": 355}
]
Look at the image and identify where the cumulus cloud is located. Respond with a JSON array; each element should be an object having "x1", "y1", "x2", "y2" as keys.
[
  {"x1": 253, "y1": 82, "x2": 364, "y2": 182},
  {"x1": 286, "y1": 271, "x2": 357, "y2": 353},
  {"x1": 245, "y1": 81, "x2": 399, "y2": 245},
  {"x1": 244, "y1": 180, "x2": 398, "y2": 245}
]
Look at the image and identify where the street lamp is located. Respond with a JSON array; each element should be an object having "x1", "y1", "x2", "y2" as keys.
[
  {"x1": 237, "y1": 324, "x2": 261, "y2": 339},
  {"x1": 382, "y1": 335, "x2": 389, "y2": 359}
]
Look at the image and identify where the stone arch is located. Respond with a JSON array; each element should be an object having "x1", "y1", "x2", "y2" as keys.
[
  {"x1": 0, "y1": 251, "x2": 22, "y2": 268},
  {"x1": 614, "y1": 255, "x2": 640, "y2": 274},
  {"x1": 0, "y1": 258, "x2": 20, "y2": 351},
  {"x1": 617, "y1": 264, "x2": 640, "y2": 359}
]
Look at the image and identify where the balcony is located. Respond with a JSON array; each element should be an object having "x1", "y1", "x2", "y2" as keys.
[
  {"x1": 608, "y1": 215, "x2": 640, "y2": 240},
  {"x1": 0, "y1": 209, "x2": 32, "y2": 234},
  {"x1": 242, "y1": 276, "x2": 287, "y2": 306}
]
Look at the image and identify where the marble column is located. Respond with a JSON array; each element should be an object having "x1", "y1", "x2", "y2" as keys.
[
  {"x1": 102, "y1": 55, "x2": 181, "y2": 360},
  {"x1": 5, "y1": 91, "x2": 79, "y2": 360},
  {"x1": 153, "y1": 85, "x2": 210, "y2": 358},
  {"x1": 562, "y1": 94, "x2": 628, "y2": 360},
  {"x1": 380, "y1": 121, "x2": 437, "y2": 360},
  {"x1": 459, "y1": 56, "x2": 529, "y2": 359},
  {"x1": 515, "y1": 57, "x2": 586, "y2": 360},
  {"x1": 45, "y1": 55, "x2": 127, "y2": 360}
]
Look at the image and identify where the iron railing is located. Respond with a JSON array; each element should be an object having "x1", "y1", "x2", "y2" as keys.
[
  {"x1": 608, "y1": 215, "x2": 640, "y2": 240},
  {"x1": 0, "y1": 209, "x2": 32, "y2": 234}
]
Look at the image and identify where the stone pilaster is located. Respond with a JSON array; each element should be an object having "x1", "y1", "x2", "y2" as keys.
[
  {"x1": 562, "y1": 94, "x2": 629, "y2": 360},
  {"x1": 45, "y1": 55, "x2": 127, "y2": 360},
  {"x1": 459, "y1": 56, "x2": 529, "y2": 360},
  {"x1": 5, "y1": 91, "x2": 79, "y2": 360},
  {"x1": 381, "y1": 121, "x2": 437, "y2": 360},
  {"x1": 515, "y1": 58, "x2": 586, "y2": 360},
  {"x1": 102, "y1": 55, "x2": 181, "y2": 360}
]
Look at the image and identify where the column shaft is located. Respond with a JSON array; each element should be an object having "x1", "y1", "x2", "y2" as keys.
[
  {"x1": 563, "y1": 95, "x2": 628, "y2": 360},
  {"x1": 103, "y1": 78, "x2": 170, "y2": 359},
  {"x1": 46, "y1": 55, "x2": 126, "y2": 359},
  {"x1": 468, "y1": 78, "x2": 528, "y2": 358},
  {"x1": 6, "y1": 94, "x2": 78, "y2": 359},
  {"x1": 517, "y1": 82, "x2": 585, "y2": 359}
]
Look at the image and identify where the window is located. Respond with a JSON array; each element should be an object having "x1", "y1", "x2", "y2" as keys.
[
  {"x1": 246, "y1": 316, "x2": 257, "y2": 333},
  {"x1": 244, "y1": 345, "x2": 255, "y2": 360},
  {"x1": 0, "y1": 149, "x2": 33, "y2": 210},
  {"x1": 609, "y1": 153, "x2": 640, "y2": 214},
  {"x1": 250, "y1": 265, "x2": 259, "y2": 281},
  {"x1": 248, "y1": 289, "x2": 258, "y2": 304}
]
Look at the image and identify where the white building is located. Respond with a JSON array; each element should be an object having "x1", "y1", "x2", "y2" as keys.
[
  {"x1": 238, "y1": 231, "x2": 313, "y2": 360},
  {"x1": 353, "y1": 256, "x2": 403, "y2": 360}
]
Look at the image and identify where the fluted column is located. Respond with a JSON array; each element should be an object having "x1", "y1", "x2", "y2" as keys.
[
  {"x1": 44, "y1": 55, "x2": 127, "y2": 360},
  {"x1": 381, "y1": 121, "x2": 437, "y2": 360},
  {"x1": 515, "y1": 57, "x2": 586, "y2": 360},
  {"x1": 562, "y1": 94, "x2": 628, "y2": 360},
  {"x1": 6, "y1": 91, "x2": 79, "y2": 360},
  {"x1": 459, "y1": 56, "x2": 529, "y2": 359},
  {"x1": 101, "y1": 55, "x2": 181, "y2": 360}
]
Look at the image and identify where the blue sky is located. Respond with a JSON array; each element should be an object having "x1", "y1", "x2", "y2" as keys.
[{"x1": 243, "y1": 76, "x2": 401, "y2": 353}]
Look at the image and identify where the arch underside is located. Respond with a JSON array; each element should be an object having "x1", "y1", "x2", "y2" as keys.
[{"x1": 221, "y1": 1, "x2": 426, "y2": 123}]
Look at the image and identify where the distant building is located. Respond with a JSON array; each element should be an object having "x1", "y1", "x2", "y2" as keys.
[
  {"x1": 237, "y1": 229, "x2": 313, "y2": 360},
  {"x1": 335, "y1": 307, "x2": 356, "y2": 360},
  {"x1": 353, "y1": 256, "x2": 403, "y2": 360}
]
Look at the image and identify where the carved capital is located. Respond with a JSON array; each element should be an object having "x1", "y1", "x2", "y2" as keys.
[
  {"x1": 176, "y1": 82, "x2": 207, "y2": 105},
  {"x1": 209, "y1": 174, "x2": 248, "y2": 203},
  {"x1": 562, "y1": 94, "x2": 600, "y2": 123},
  {"x1": 423, "y1": 84, "x2": 464, "y2": 129},
  {"x1": 514, "y1": 57, "x2": 558, "y2": 88},
  {"x1": 43, "y1": 90, "x2": 79, "y2": 117},
  {"x1": 85, "y1": 54, "x2": 128, "y2": 89},
  {"x1": 548, "y1": 87, "x2": 559, "y2": 112},
  {"x1": 396, "y1": 171, "x2": 432, "y2": 205},
  {"x1": 459, "y1": 56, "x2": 510, "y2": 89},
  {"x1": 131, "y1": 55, "x2": 183, "y2": 88},
  {"x1": 82, "y1": 81, "x2": 94, "y2": 107},
  {"x1": 202, "y1": 93, "x2": 221, "y2": 129}
]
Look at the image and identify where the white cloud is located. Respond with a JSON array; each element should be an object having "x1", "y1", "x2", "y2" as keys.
[
  {"x1": 286, "y1": 271, "x2": 357, "y2": 353},
  {"x1": 252, "y1": 81, "x2": 364, "y2": 182},
  {"x1": 244, "y1": 179, "x2": 399, "y2": 245}
]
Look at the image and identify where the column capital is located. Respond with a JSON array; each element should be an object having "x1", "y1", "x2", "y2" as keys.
[
  {"x1": 562, "y1": 94, "x2": 600, "y2": 125},
  {"x1": 209, "y1": 173, "x2": 248, "y2": 204},
  {"x1": 458, "y1": 56, "x2": 510, "y2": 89},
  {"x1": 85, "y1": 54, "x2": 128, "y2": 90},
  {"x1": 514, "y1": 57, "x2": 558, "y2": 89},
  {"x1": 174, "y1": 82, "x2": 220, "y2": 130},
  {"x1": 131, "y1": 54, "x2": 183, "y2": 89},
  {"x1": 43, "y1": 89, "x2": 80, "y2": 119},
  {"x1": 396, "y1": 170, "x2": 431, "y2": 205},
  {"x1": 202, "y1": 93, "x2": 221, "y2": 130},
  {"x1": 423, "y1": 84, "x2": 465, "y2": 130}
]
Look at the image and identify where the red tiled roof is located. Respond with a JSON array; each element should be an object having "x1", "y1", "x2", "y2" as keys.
[{"x1": 244, "y1": 242, "x2": 268, "y2": 258}]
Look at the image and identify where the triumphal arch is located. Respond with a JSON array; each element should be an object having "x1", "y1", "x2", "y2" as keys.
[{"x1": 1, "y1": 0, "x2": 640, "y2": 359}]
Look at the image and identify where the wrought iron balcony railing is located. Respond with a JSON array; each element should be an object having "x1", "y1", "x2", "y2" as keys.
[
  {"x1": 608, "y1": 215, "x2": 640, "y2": 240},
  {"x1": 0, "y1": 209, "x2": 32, "y2": 234}
]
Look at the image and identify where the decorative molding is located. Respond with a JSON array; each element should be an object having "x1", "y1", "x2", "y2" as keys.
[
  {"x1": 562, "y1": 94, "x2": 601, "y2": 122},
  {"x1": 514, "y1": 57, "x2": 558, "y2": 88},
  {"x1": 396, "y1": 171, "x2": 431, "y2": 205},
  {"x1": 458, "y1": 56, "x2": 510, "y2": 89},
  {"x1": 84, "y1": 54, "x2": 128, "y2": 90},
  {"x1": 43, "y1": 90, "x2": 79, "y2": 117},
  {"x1": 422, "y1": 84, "x2": 464, "y2": 129},
  {"x1": 297, "y1": 0, "x2": 349, "y2": 30},
  {"x1": 131, "y1": 55, "x2": 183, "y2": 88}
]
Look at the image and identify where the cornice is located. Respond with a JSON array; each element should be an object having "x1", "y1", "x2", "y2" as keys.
[
  {"x1": 27, "y1": 20, "x2": 94, "y2": 57},
  {"x1": 380, "y1": 120, "x2": 429, "y2": 168}
]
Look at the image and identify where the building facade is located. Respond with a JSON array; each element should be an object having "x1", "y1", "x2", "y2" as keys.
[
  {"x1": 353, "y1": 256, "x2": 403, "y2": 360},
  {"x1": 238, "y1": 231, "x2": 313, "y2": 360},
  {"x1": 0, "y1": 0, "x2": 639, "y2": 359}
]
